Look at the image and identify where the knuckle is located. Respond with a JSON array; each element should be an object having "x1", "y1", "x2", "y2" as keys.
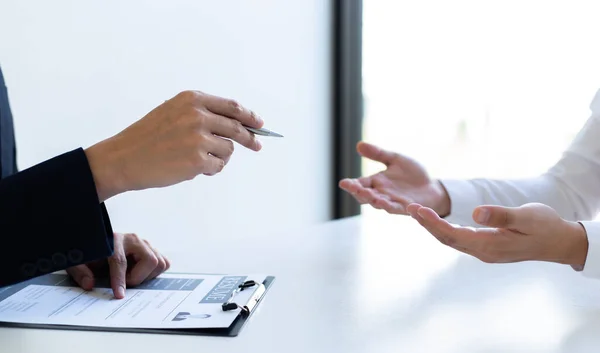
[
  {"x1": 226, "y1": 140, "x2": 235, "y2": 156},
  {"x1": 228, "y1": 99, "x2": 243, "y2": 113},
  {"x1": 126, "y1": 233, "x2": 140, "y2": 242},
  {"x1": 148, "y1": 254, "x2": 159, "y2": 268},
  {"x1": 503, "y1": 212, "x2": 511, "y2": 226},
  {"x1": 178, "y1": 90, "x2": 200, "y2": 103},
  {"x1": 232, "y1": 121, "x2": 244, "y2": 135},
  {"x1": 111, "y1": 254, "x2": 128, "y2": 266}
]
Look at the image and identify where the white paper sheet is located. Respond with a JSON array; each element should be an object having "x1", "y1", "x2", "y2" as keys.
[{"x1": 0, "y1": 273, "x2": 267, "y2": 329}]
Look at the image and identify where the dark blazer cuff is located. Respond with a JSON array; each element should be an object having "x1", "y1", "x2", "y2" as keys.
[{"x1": 0, "y1": 148, "x2": 115, "y2": 287}]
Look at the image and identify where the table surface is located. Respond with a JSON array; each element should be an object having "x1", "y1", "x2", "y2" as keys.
[{"x1": 4, "y1": 211, "x2": 600, "y2": 353}]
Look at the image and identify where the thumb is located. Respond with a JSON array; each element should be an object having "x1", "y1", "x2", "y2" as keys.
[
  {"x1": 357, "y1": 142, "x2": 402, "y2": 166},
  {"x1": 66, "y1": 265, "x2": 95, "y2": 291},
  {"x1": 108, "y1": 241, "x2": 128, "y2": 299},
  {"x1": 472, "y1": 205, "x2": 525, "y2": 229}
]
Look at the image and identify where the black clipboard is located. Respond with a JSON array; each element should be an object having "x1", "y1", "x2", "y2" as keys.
[{"x1": 0, "y1": 274, "x2": 275, "y2": 337}]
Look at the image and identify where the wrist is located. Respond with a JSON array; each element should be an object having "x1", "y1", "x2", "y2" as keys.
[
  {"x1": 562, "y1": 220, "x2": 589, "y2": 270},
  {"x1": 85, "y1": 137, "x2": 128, "y2": 202},
  {"x1": 432, "y1": 180, "x2": 451, "y2": 217}
]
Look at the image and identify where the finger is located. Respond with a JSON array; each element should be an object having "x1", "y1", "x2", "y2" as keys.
[
  {"x1": 200, "y1": 93, "x2": 264, "y2": 128},
  {"x1": 416, "y1": 207, "x2": 474, "y2": 248},
  {"x1": 406, "y1": 203, "x2": 422, "y2": 216},
  {"x1": 164, "y1": 255, "x2": 171, "y2": 271},
  {"x1": 143, "y1": 240, "x2": 168, "y2": 280},
  {"x1": 357, "y1": 176, "x2": 373, "y2": 188},
  {"x1": 338, "y1": 178, "x2": 355, "y2": 191},
  {"x1": 66, "y1": 265, "x2": 95, "y2": 291},
  {"x1": 418, "y1": 207, "x2": 500, "y2": 250},
  {"x1": 206, "y1": 135, "x2": 235, "y2": 164},
  {"x1": 108, "y1": 233, "x2": 128, "y2": 299},
  {"x1": 408, "y1": 204, "x2": 429, "y2": 225},
  {"x1": 373, "y1": 197, "x2": 406, "y2": 214},
  {"x1": 339, "y1": 179, "x2": 363, "y2": 194},
  {"x1": 202, "y1": 154, "x2": 226, "y2": 176},
  {"x1": 339, "y1": 179, "x2": 369, "y2": 204},
  {"x1": 204, "y1": 111, "x2": 261, "y2": 151},
  {"x1": 355, "y1": 185, "x2": 380, "y2": 204},
  {"x1": 357, "y1": 141, "x2": 403, "y2": 166},
  {"x1": 410, "y1": 204, "x2": 459, "y2": 244},
  {"x1": 473, "y1": 205, "x2": 522, "y2": 229},
  {"x1": 125, "y1": 237, "x2": 159, "y2": 287},
  {"x1": 410, "y1": 207, "x2": 459, "y2": 248},
  {"x1": 356, "y1": 187, "x2": 396, "y2": 208}
]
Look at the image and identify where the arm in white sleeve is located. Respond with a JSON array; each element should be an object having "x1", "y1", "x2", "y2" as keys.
[{"x1": 439, "y1": 89, "x2": 600, "y2": 277}]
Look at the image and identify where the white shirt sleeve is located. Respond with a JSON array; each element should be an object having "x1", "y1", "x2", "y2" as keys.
[{"x1": 439, "y1": 89, "x2": 600, "y2": 278}]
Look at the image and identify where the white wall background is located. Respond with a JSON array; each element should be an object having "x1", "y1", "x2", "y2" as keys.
[{"x1": 0, "y1": 0, "x2": 332, "y2": 252}]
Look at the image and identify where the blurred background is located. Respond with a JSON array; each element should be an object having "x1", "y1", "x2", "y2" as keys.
[
  {"x1": 361, "y1": 0, "x2": 600, "y2": 216},
  {"x1": 1, "y1": 0, "x2": 600, "y2": 248}
]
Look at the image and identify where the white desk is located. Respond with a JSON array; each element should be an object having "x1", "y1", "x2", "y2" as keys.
[{"x1": 3, "y1": 212, "x2": 600, "y2": 353}]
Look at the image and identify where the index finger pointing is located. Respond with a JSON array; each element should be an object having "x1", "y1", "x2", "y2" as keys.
[
  {"x1": 108, "y1": 234, "x2": 128, "y2": 299},
  {"x1": 200, "y1": 93, "x2": 264, "y2": 129}
]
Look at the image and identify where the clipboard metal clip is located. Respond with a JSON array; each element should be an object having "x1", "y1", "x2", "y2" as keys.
[{"x1": 222, "y1": 280, "x2": 266, "y2": 316}]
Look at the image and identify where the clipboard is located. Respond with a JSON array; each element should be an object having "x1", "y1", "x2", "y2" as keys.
[{"x1": 0, "y1": 274, "x2": 275, "y2": 337}]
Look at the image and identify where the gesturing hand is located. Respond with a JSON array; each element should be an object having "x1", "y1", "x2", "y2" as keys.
[
  {"x1": 339, "y1": 142, "x2": 450, "y2": 216},
  {"x1": 66, "y1": 233, "x2": 170, "y2": 299},
  {"x1": 406, "y1": 202, "x2": 589, "y2": 268},
  {"x1": 86, "y1": 90, "x2": 265, "y2": 202}
]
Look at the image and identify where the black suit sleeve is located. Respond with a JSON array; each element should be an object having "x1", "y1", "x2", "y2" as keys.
[{"x1": 0, "y1": 148, "x2": 114, "y2": 287}]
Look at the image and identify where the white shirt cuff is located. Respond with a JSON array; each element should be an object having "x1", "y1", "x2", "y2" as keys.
[
  {"x1": 579, "y1": 221, "x2": 600, "y2": 278},
  {"x1": 438, "y1": 179, "x2": 482, "y2": 226}
]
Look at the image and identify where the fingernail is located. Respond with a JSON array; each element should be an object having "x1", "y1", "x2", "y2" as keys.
[
  {"x1": 116, "y1": 285, "x2": 126, "y2": 299},
  {"x1": 475, "y1": 209, "x2": 490, "y2": 224},
  {"x1": 255, "y1": 139, "x2": 262, "y2": 150},
  {"x1": 82, "y1": 276, "x2": 93, "y2": 290}
]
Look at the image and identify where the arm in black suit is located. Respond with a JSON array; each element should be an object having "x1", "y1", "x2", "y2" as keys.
[
  {"x1": 0, "y1": 67, "x2": 114, "y2": 288},
  {"x1": 0, "y1": 149, "x2": 115, "y2": 287}
]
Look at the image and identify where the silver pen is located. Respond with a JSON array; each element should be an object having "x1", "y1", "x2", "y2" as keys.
[{"x1": 244, "y1": 126, "x2": 284, "y2": 137}]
